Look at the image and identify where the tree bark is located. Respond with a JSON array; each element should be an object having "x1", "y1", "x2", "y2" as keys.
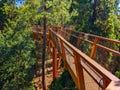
[{"x1": 42, "y1": 4, "x2": 47, "y2": 90}]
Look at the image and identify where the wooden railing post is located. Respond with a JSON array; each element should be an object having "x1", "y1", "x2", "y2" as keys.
[
  {"x1": 77, "y1": 33, "x2": 82, "y2": 48},
  {"x1": 74, "y1": 51, "x2": 85, "y2": 90},
  {"x1": 60, "y1": 40, "x2": 67, "y2": 69},
  {"x1": 90, "y1": 37, "x2": 99, "y2": 59},
  {"x1": 49, "y1": 30, "x2": 58, "y2": 79},
  {"x1": 53, "y1": 47, "x2": 58, "y2": 79},
  {"x1": 48, "y1": 31, "x2": 53, "y2": 58}
]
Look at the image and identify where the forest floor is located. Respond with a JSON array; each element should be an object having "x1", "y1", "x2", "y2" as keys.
[{"x1": 33, "y1": 59, "x2": 63, "y2": 90}]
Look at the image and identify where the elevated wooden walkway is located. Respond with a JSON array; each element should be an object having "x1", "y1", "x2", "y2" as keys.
[{"x1": 32, "y1": 26, "x2": 120, "y2": 90}]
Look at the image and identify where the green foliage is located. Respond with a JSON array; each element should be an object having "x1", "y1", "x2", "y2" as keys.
[
  {"x1": 0, "y1": 0, "x2": 72, "y2": 89},
  {"x1": 49, "y1": 70, "x2": 77, "y2": 90},
  {"x1": 70, "y1": 0, "x2": 92, "y2": 32},
  {"x1": 0, "y1": 0, "x2": 40, "y2": 89},
  {"x1": 36, "y1": 0, "x2": 72, "y2": 26},
  {"x1": 70, "y1": 0, "x2": 120, "y2": 76},
  {"x1": 71, "y1": 0, "x2": 120, "y2": 39},
  {"x1": 115, "y1": 71, "x2": 120, "y2": 78},
  {"x1": 0, "y1": 0, "x2": 119, "y2": 89},
  {"x1": 0, "y1": 1, "x2": 8, "y2": 29}
]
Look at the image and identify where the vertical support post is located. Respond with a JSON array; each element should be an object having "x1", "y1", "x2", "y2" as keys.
[
  {"x1": 60, "y1": 40, "x2": 67, "y2": 69},
  {"x1": 77, "y1": 33, "x2": 82, "y2": 48},
  {"x1": 47, "y1": 39, "x2": 50, "y2": 51},
  {"x1": 33, "y1": 32, "x2": 37, "y2": 40},
  {"x1": 57, "y1": 58, "x2": 60, "y2": 69},
  {"x1": 60, "y1": 27, "x2": 63, "y2": 36},
  {"x1": 74, "y1": 51, "x2": 85, "y2": 90},
  {"x1": 47, "y1": 30, "x2": 51, "y2": 53},
  {"x1": 53, "y1": 47, "x2": 58, "y2": 79},
  {"x1": 63, "y1": 28, "x2": 67, "y2": 38},
  {"x1": 90, "y1": 37, "x2": 99, "y2": 59}
]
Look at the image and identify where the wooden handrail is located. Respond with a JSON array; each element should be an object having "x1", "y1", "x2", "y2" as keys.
[
  {"x1": 51, "y1": 30, "x2": 119, "y2": 80},
  {"x1": 49, "y1": 30, "x2": 120, "y2": 90},
  {"x1": 32, "y1": 26, "x2": 120, "y2": 90},
  {"x1": 64, "y1": 29, "x2": 120, "y2": 44},
  {"x1": 58, "y1": 29, "x2": 120, "y2": 58}
]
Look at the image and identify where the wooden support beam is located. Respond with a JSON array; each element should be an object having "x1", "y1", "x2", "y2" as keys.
[
  {"x1": 57, "y1": 58, "x2": 61, "y2": 69},
  {"x1": 60, "y1": 40, "x2": 67, "y2": 69},
  {"x1": 77, "y1": 33, "x2": 82, "y2": 48},
  {"x1": 90, "y1": 37, "x2": 99, "y2": 59},
  {"x1": 74, "y1": 51, "x2": 85, "y2": 90},
  {"x1": 53, "y1": 47, "x2": 58, "y2": 79}
]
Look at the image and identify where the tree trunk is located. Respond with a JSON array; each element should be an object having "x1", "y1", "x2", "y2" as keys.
[{"x1": 42, "y1": 11, "x2": 47, "y2": 90}]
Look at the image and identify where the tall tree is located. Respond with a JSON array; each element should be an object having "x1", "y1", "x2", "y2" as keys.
[
  {"x1": 70, "y1": 0, "x2": 120, "y2": 75},
  {"x1": 70, "y1": 0, "x2": 120, "y2": 39},
  {"x1": 0, "y1": 0, "x2": 72, "y2": 90},
  {"x1": 37, "y1": 0, "x2": 71, "y2": 26},
  {"x1": 0, "y1": 0, "x2": 40, "y2": 89}
]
